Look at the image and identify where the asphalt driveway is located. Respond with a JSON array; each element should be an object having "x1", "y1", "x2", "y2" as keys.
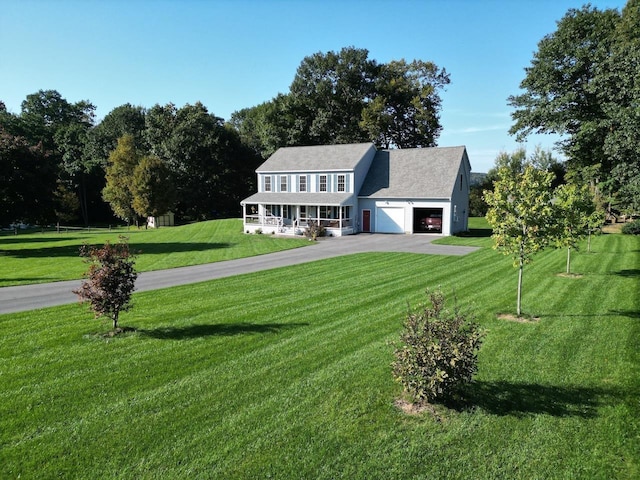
[{"x1": 0, "y1": 234, "x2": 477, "y2": 314}]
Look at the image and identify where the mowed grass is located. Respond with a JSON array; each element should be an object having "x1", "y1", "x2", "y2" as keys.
[
  {"x1": 0, "y1": 219, "x2": 310, "y2": 286},
  {"x1": 1, "y1": 228, "x2": 639, "y2": 478}
]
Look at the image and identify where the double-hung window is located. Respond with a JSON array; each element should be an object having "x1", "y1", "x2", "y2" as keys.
[
  {"x1": 319, "y1": 175, "x2": 327, "y2": 192},
  {"x1": 299, "y1": 175, "x2": 307, "y2": 192},
  {"x1": 264, "y1": 176, "x2": 271, "y2": 192},
  {"x1": 280, "y1": 175, "x2": 288, "y2": 192},
  {"x1": 337, "y1": 174, "x2": 345, "y2": 192}
]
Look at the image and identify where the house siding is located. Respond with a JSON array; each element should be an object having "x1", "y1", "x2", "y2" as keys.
[
  {"x1": 243, "y1": 143, "x2": 470, "y2": 237},
  {"x1": 448, "y1": 152, "x2": 471, "y2": 234}
]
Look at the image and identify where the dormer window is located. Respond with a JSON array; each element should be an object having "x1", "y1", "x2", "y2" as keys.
[{"x1": 319, "y1": 175, "x2": 327, "y2": 192}]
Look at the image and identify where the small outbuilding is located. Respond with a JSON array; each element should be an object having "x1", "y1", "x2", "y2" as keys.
[{"x1": 147, "y1": 212, "x2": 175, "y2": 228}]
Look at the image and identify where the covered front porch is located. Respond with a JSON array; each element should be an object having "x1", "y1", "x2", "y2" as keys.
[{"x1": 242, "y1": 203, "x2": 356, "y2": 237}]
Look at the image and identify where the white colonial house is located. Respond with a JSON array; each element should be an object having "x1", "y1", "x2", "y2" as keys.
[{"x1": 240, "y1": 143, "x2": 471, "y2": 236}]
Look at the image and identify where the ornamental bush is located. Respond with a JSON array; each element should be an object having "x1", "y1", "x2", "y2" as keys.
[
  {"x1": 304, "y1": 220, "x2": 326, "y2": 240},
  {"x1": 621, "y1": 219, "x2": 640, "y2": 235},
  {"x1": 392, "y1": 289, "x2": 484, "y2": 404}
]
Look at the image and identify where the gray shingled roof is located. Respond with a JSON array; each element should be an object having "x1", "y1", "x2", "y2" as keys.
[
  {"x1": 256, "y1": 143, "x2": 375, "y2": 172},
  {"x1": 358, "y1": 146, "x2": 468, "y2": 199},
  {"x1": 241, "y1": 192, "x2": 353, "y2": 206}
]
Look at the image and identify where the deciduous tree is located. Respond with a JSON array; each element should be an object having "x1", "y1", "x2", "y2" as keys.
[
  {"x1": 288, "y1": 46, "x2": 377, "y2": 145},
  {"x1": 484, "y1": 164, "x2": 555, "y2": 317},
  {"x1": 131, "y1": 155, "x2": 176, "y2": 219},
  {"x1": 73, "y1": 236, "x2": 137, "y2": 331},
  {"x1": 229, "y1": 95, "x2": 293, "y2": 159},
  {"x1": 508, "y1": 6, "x2": 618, "y2": 167},
  {"x1": 0, "y1": 128, "x2": 57, "y2": 226},
  {"x1": 552, "y1": 183, "x2": 597, "y2": 274},
  {"x1": 86, "y1": 103, "x2": 146, "y2": 168},
  {"x1": 102, "y1": 134, "x2": 140, "y2": 224},
  {"x1": 361, "y1": 59, "x2": 450, "y2": 148},
  {"x1": 508, "y1": 3, "x2": 640, "y2": 214},
  {"x1": 230, "y1": 47, "x2": 450, "y2": 154},
  {"x1": 16, "y1": 90, "x2": 97, "y2": 225},
  {"x1": 146, "y1": 102, "x2": 261, "y2": 220}
]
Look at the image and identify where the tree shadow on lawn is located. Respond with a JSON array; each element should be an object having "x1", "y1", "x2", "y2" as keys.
[
  {"x1": 460, "y1": 381, "x2": 625, "y2": 418},
  {"x1": 1, "y1": 242, "x2": 232, "y2": 259},
  {"x1": 535, "y1": 311, "x2": 639, "y2": 321},
  {"x1": 609, "y1": 309, "x2": 640, "y2": 319},
  {"x1": 0, "y1": 277, "x2": 61, "y2": 285},
  {"x1": 140, "y1": 322, "x2": 309, "y2": 339},
  {"x1": 612, "y1": 269, "x2": 640, "y2": 278},
  {"x1": 0, "y1": 236, "x2": 85, "y2": 244},
  {"x1": 455, "y1": 228, "x2": 492, "y2": 238}
]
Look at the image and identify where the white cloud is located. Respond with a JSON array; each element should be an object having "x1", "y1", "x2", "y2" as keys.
[{"x1": 441, "y1": 124, "x2": 510, "y2": 135}]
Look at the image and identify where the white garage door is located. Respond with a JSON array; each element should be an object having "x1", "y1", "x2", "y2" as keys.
[{"x1": 376, "y1": 207, "x2": 404, "y2": 233}]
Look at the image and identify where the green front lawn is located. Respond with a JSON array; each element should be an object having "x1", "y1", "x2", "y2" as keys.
[
  {"x1": 0, "y1": 219, "x2": 310, "y2": 287},
  {"x1": 1, "y1": 230, "x2": 638, "y2": 478}
]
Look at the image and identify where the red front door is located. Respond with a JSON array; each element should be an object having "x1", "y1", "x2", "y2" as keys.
[{"x1": 362, "y1": 209, "x2": 371, "y2": 233}]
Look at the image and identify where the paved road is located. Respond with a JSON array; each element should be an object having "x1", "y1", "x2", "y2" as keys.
[{"x1": 0, "y1": 234, "x2": 477, "y2": 314}]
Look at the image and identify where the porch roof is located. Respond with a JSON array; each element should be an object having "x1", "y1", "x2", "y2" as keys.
[{"x1": 241, "y1": 192, "x2": 353, "y2": 206}]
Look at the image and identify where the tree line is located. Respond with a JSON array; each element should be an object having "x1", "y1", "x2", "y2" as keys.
[
  {"x1": 0, "y1": 46, "x2": 451, "y2": 227},
  {"x1": 508, "y1": 0, "x2": 640, "y2": 218},
  {"x1": 0, "y1": 94, "x2": 262, "y2": 227},
  {"x1": 466, "y1": 0, "x2": 639, "y2": 221}
]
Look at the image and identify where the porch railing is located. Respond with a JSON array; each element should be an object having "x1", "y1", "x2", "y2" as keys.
[{"x1": 245, "y1": 215, "x2": 353, "y2": 230}]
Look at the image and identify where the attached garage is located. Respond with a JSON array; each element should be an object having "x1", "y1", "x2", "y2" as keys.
[
  {"x1": 376, "y1": 207, "x2": 405, "y2": 233},
  {"x1": 353, "y1": 146, "x2": 471, "y2": 236}
]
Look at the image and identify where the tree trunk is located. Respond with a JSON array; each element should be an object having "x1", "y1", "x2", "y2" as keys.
[
  {"x1": 79, "y1": 174, "x2": 89, "y2": 227},
  {"x1": 566, "y1": 247, "x2": 571, "y2": 274},
  {"x1": 112, "y1": 312, "x2": 119, "y2": 330},
  {"x1": 588, "y1": 231, "x2": 592, "y2": 253},
  {"x1": 517, "y1": 257, "x2": 523, "y2": 317}
]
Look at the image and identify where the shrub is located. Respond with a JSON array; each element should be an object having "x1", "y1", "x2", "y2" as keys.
[
  {"x1": 621, "y1": 219, "x2": 640, "y2": 235},
  {"x1": 304, "y1": 221, "x2": 326, "y2": 240},
  {"x1": 73, "y1": 236, "x2": 138, "y2": 331},
  {"x1": 392, "y1": 289, "x2": 484, "y2": 404}
]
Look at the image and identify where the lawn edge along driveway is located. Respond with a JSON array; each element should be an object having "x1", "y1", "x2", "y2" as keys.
[{"x1": 0, "y1": 234, "x2": 476, "y2": 314}]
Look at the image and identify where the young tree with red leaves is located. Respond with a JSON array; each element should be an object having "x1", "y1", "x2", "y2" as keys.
[{"x1": 73, "y1": 236, "x2": 137, "y2": 331}]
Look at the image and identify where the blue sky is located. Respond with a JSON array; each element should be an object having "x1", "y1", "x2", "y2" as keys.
[{"x1": 1, "y1": 0, "x2": 626, "y2": 172}]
